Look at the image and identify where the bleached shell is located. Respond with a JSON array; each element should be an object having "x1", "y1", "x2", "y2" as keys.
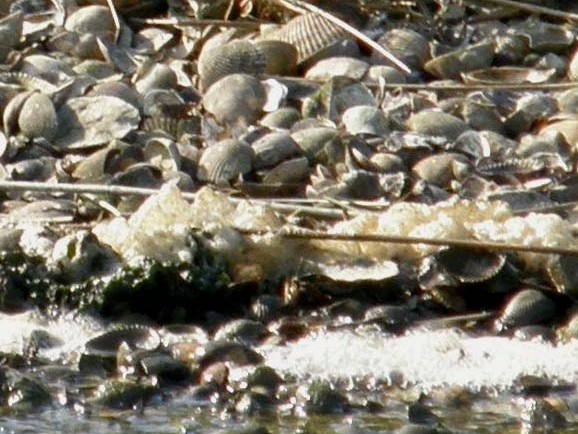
[
  {"x1": 197, "y1": 139, "x2": 254, "y2": 186},
  {"x1": 462, "y1": 67, "x2": 555, "y2": 85},
  {"x1": 64, "y1": 5, "x2": 115, "y2": 35},
  {"x1": 305, "y1": 56, "x2": 369, "y2": 81},
  {"x1": 202, "y1": 74, "x2": 266, "y2": 125},
  {"x1": 18, "y1": 92, "x2": 58, "y2": 140},
  {"x1": 54, "y1": 96, "x2": 140, "y2": 149},
  {"x1": 268, "y1": 13, "x2": 347, "y2": 64},
  {"x1": 342, "y1": 105, "x2": 389, "y2": 136},
  {"x1": 86, "y1": 81, "x2": 141, "y2": 109},
  {"x1": 198, "y1": 40, "x2": 266, "y2": 90},
  {"x1": 407, "y1": 110, "x2": 469, "y2": 141},
  {"x1": 424, "y1": 41, "x2": 495, "y2": 79},
  {"x1": 412, "y1": 153, "x2": 469, "y2": 188}
]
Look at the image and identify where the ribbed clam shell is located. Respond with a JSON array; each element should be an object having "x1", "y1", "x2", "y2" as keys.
[
  {"x1": 499, "y1": 289, "x2": 556, "y2": 329},
  {"x1": 142, "y1": 116, "x2": 201, "y2": 139},
  {"x1": 197, "y1": 138, "x2": 254, "y2": 186},
  {"x1": 198, "y1": 40, "x2": 266, "y2": 90},
  {"x1": 434, "y1": 247, "x2": 506, "y2": 284},
  {"x1": 270, "y1": 13, "x2": 347, "y2": 64},
  {"x1": 476, "y1": 157, "x2": 545, "y2": 176}
]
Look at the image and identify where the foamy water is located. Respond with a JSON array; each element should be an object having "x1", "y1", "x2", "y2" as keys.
[{"x1": 261, "y1": 328, "x2": 578, "y2": 391}]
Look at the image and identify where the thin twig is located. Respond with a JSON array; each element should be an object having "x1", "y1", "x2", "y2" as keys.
[
  {"x1": 106, "y1": 0, "x2": 121, "y2": 44},
  {"x1": 273, "y1": 0, "x2": 411, "y2": 74},
  {"x1": 470, "y1": 0, "x2": 578, "y2": 22},
  {"x1": 237, "y1": 227, "x2": 578, "y2": 257},
  {"x1": 130, "y1": 17, "x2": 262, "y2": 28},
  {"x1": 0, "y1": 181, "x2": 352, "y2": 220},
  {"x1": 271, "y1": 75, "x2": 578, "y2": 92}
]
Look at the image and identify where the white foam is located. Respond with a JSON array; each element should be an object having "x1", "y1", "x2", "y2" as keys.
[{"x1": 261, "y1": 329, "x2": 578, "y2": 391}]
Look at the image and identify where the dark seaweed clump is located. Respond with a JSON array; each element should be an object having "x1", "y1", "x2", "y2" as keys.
[{"x1": 0, "y1": 233, "x2": 234, "y2": 324}]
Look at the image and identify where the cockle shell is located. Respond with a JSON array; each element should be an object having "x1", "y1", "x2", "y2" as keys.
[
  {"x1": 268, "y1": 13, "x2": 347, "y2": 64},
  {"x1": 198, "y1": 40, "x2": 266, "y2": 91},
  {"x1": 197, "y1": 139, "x2": 254, "y2": 186}
]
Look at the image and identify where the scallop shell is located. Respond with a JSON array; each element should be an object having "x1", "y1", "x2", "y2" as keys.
[
  {"x1": 197, "y1": 138, "x2": 254, "y2": 186},
  {"x1": 268, "y1": 13, "x2": 347, "y2": 64},
  {"x1": 198, "y1": 40, "x2": 266, "y2": 91}
]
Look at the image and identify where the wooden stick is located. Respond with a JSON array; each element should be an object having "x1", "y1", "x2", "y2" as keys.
[
  {"x1": 237, "y1": 227, "x2": 578, "y2": 256},
  {"x1": 106, "y1": 0, "x2": 122, "y2": 44}
]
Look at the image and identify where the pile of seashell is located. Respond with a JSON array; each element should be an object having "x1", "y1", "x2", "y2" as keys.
[{"x1": 4, "y1": 0, "x2": 578, "y2": 430}]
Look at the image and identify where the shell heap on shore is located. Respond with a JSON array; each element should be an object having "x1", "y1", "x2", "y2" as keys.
[{"x1": 3, "y1": 0, "x2": 578, "y2": 432}]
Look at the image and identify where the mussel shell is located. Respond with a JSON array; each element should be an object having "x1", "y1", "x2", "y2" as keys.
[
  {"x1": 269, "y1": 13, "x2": 347, "y2": 64},
  {"x1": 84, "y1": 325, "x2": 161, "y2": 358},
  {"x1": 198, "y1": 40, "x2": 266, "y2": 90}
]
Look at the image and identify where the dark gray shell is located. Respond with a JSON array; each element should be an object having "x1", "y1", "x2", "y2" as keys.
[
  {"x1": 198, "y1": 40, "x2": 266, "y2": 90},
  {"x1": 269, "y1": 13, "x2": 347, "y2": 64},
  {"x1": 547, "y1": 255, "x2": 578, "y2": 297},
  {"x1": 373, "y1": 28, "x2": 430, "y2": 70},
  {"x1": 434, "y1": 247, "x2": 506, "y2": 284},
  {"x1": 498, "y1": 289, "x2": 556, "y2": 330},
  {"x1": 84, "y1": 325, "x2": 161, "y2": 358}
]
